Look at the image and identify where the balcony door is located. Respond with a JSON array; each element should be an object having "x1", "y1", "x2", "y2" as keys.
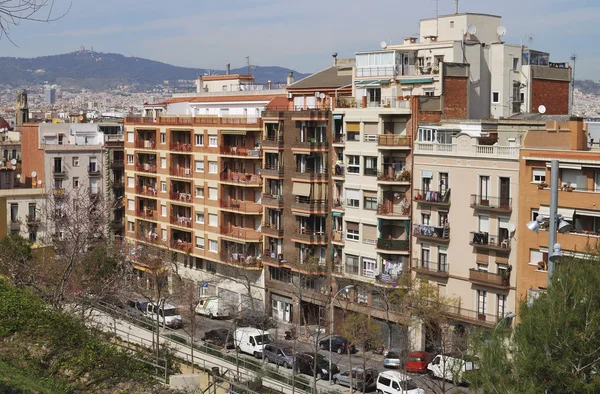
[
  {"x1": 499, "y1": 177, "x2": 510, "y2": 208},
  {"x1": 479, "y1": 176, "x2": 490, "y2": 206},
  {"x1": 477, "y1": 290, "x2": 487, "y2": 321}
]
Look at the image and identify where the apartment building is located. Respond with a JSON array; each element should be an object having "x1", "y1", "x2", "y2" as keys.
[
  {"x1": 124, "y1": 76, "x2": 286, "y2": 312},
  {"x1": 517, "y1": 118, "x2": 600, "y2": 306},
  {"x1": 102, "y1": 123, "x2": 125, "y2": 241}
]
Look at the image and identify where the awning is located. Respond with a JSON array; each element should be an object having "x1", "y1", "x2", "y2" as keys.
[
  {"x1": 292, "y1": 211, "x2": 311, "y2": 217},
  {"x1": 292, "y1": 182, "x2": 311, "y2": 197},
  {"x1": 539, "y1": 206, "x2": 575, "y2": 220},
  {"x1": 421, "y1": 170, "x2": 433, "y2": 178},
  {"x1": 575, "y1": 209, "x2": 600, "y2": 218},
  {"x1": 221, "y1": 129, "x2": 247, "y2": 135},
  {"x1": 332, "y1": 212, "x2": 342, "y2": 217},
  {"x1": 400, "y1": 78, "x2": 434, "y2": 84},
  {"x1": 355, "y1": 79, "x2": 389, "y2": 86},
  {"x1": 346, "y1": 122, "x2": 360, "y2": 132},
  {"x1": 333, "y1": 114, "x2": 343, "y2": 120}
]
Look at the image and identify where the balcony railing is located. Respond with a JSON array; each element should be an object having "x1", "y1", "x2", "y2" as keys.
[
  {"x1": 171, "y1": 240, "x2": 193, "y2": 253},
  {"x1": 110, "y1": 160, "x2": 125, "y2": 169},
  {"x1": 262, "y1": 164, "x2": 284, "y2": 177},
  {"x1": 262, "y1": 136, "x2": 283, "y2": 149},
  {"x1": 376, "y1": 239, "x2": 410, "y2": 251},
  {"x1": 220, "y1": 146, "x2": 262, "y2": 158},
  {"x1": 170, "y1": 215, "x2": 192, "y2": 228},
  {"x1": 469, "y1": 269, "x2": 510, "y2": 289},
  {"x1": 413, "y1": 224, "x2": 450, "y2": 242},
  {"x1": 414, "y1": 142, "x2": 520, "y2": 158},
  {"x1": 170, "y1": 141, "x2": 192, "y2": 152},
  {"x1": 135, "y1": 231, "x2": 160, "y2": 244},
  {"x1": 333, "y1": 134, "x2": 344, "y2": 144},
  {"x1": 262, "y1": 222, "x2": 284, "y2": 237},
  {"x1": 219, "y1": 199, "x2": 262, "y2": 214},
  {"x1": 219, "y1": 252, "x2": 262, "y2": 269},
  {"x1": 126, "y1": 115, "x2": 262, "y2": 128},
  {"x1": 291, "y1": 198, "x2": 328, "y2": 213},
  {"x1": 52, "y1": 166, "x2": 66, "y2": 177},
  {"x1": 135, "y1": 140, "x2": 156, "y2": 150},
  {"x1": 136, "y1": 208, "x2": 157, "y2": 219},
  {"x1": 470, "y1": 195, "x2": 512, "y2": 212},
  {"x1": 262, "y1": 250, "x2": 284, "y2": 265},
  {"x1": 169, "y1": 167, "x2": 193, "y2": 178},
  {"x1": 219, "y1": 172, "x2": 262, "y2": 186},
  {"x1": 87, "y1": 165, "x2": 101, "y2": 176},
  {"x1": 377, "y1": 201, "x2": 411, "y2": 217},
  {"x1": 170, "y1": 191, "x2": 192, "y2": 203},
  {"x1": 53, "y1": 188, "x2": 66, "y2": 197},
  {"x1": 345, "y1": 264, "x2": 359, "y2": 275},
  {"x1": 413, "y1": 258, "x2": 449, "y2": 278},
  {"x1": 376, "y1": 273, "x2": 404, "y2": 286},
  {"x1": 292, "y1": 166, "x2": 328, "y2": 180},
  {"x1": 470, "y1": 232, "x2": 511, "y2": 251},
  {"x1": 135, "y1": 163, "x2": 157, "y2": 173},
  {"x1": 292, "y1": 229, "x2": 328, "y2": 244},
  {"x1": 442, "y1": 303, "x2": 501, "y2": 327},
  {"x1": 291, "y1": 138, "x2": 328, "y2": 150},
  {"x1": 377, "y1": 135, "x2": 411, "y2": 147},
  {"x1": 25, "y1": 214, "x2": 41, "y2": 226},
  {"x1": 261, "y1": 193, "x2": 283, "y2": 206},
  {"x1": 332, "y1": 231, "x2": 344, "y2": 242},
  {"x1": 136, "y1": 185, "x2": 158, "y2": 197},
  {"x1": 220, "y1": 226, "x2": 262, "y2": 241},
  {"x1": 111, "y1": 180, "x2": 124, "y2": 189},
  {"x1": 332, "y1": 198, "x2": 344, "y2": 209},
  {"x1": 414, "y1": 189, "x2": 450, "y2": 206},
  {"x1": 377, "y1": 168, "x2": 411, "y2": 183}
]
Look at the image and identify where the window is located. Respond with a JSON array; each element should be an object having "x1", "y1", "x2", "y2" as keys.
[
  {"x1": 439, "y1": 172, "x2": 449, "y2": 193},
  {"x1": 346, "y1": 222, "x2": 359, "y2": 241},
  {"x1": 195, "y1": 187, "x2": 204, "y2": 198},
  {"x1": 127, "y1": 177, "x2": 134, "y2": 188},
  {"x1": 73, "y1": 177, "x2": 79, "y2": 188},
  {"x1": 159, "y1": 133, "x2": 166, "y2": 144},
  {"x1": 195, "y1": 134, "x2": 204, "y2": 146},
  {"x1": 209, "y1": 239, "x2": 218, "y2": 252},
  {"x1": 195, "y1": 160, "x2": 204, "y2": 172},
  {"x1": 161, "y1": 229, "x2": 167, "y2": 241},
  {"x1": 9, "y1": 203, "x2": 17, "y2": 222},
  {"x1": 346, "y1": 188, "x2": 359, "y2": 208},
  {"x1": 209, "y1": 136, "x2": 218, "y2": 147},
  {"x1": 208, "y1": 161, "x2": 218, "y2": 174},
  {"x1": 364, "y1": 196, "x2": 377, "y2": 210},
  {"x1": 127, "y1": 132, "x2": 134, "y2": 143},
  {"x1": 160, "y1": 157, "x2": 166, "y2": 168},
  {"x1": 208, "y1": 187, "x2": 217, "y2": 200},
  {"x1": 439, "y1": 212, "x2": 448, "y2": 226},
  {"x1": 520, "y1": 92, "x2": 525, "y2": 103},
  {"x1": 422, "y1": 213, "x2": 430, "y2": 225},
  {"x1": 532, "y1": 168, "x2": 546, "y2": 183},
  {"x1": 161, "y1": 205, "x2": 167, "y2": 217},
  {"x1": 196, "y1": 236, "x2": 205, "y2": 249},
  {"x1": 127, "y1": 154, "x2": 134, "y2": 165},
  {"x1": 477, "y1": 290, "x2": 487, "y2": 316},
  {"x1": 72, "y1": 157, "x2": 79, "y2": 167},
  {"x1": 422, "y1": 172, "x2": 432, "y2": 192},
  {"x1": 357, "y1": 287, "x2": 368, "y2": 304},
  {"x1": 363, "y1": 157, "x2": 377, "y2": 176},
  {"x1": 127, "y1": 221, "x2": 134, "y2": 232},
  {"x1": 513, "y1": 57, "x2": 519, "y2": 70},
  {"x1": 497, "y1": 294, "x2": 507, "y2": 318},
  {"x1": 127, "y1": 199, "x2": 134, "y2": 211},
  {"x1": 492, "y1": 92, "x2": 499, "y2": 103},
  {"x1": 424, "y1": 88, "x2": 434, "y2": 97},
  {"x1": 362, "y1": 257, "x2": 377, "y2": 277},
  {"x1": 208, "y1": 214, "x2": 218, "y2": 227},
  {"x1": 196, "y1": 213, "x2": 204, "y2": 224},
  {"x1": 479, "y1": 176, "x2": 490, "y2": 201},
  {"x1": 161, "y1": 181, "x2": 166, "y2": 192},
  {"x1": 449, "y1": 20, "x2": 454, "y2": 28},
  {"x1": 530, "y1": 249, "x2": 548, "y2": 271},
  {"x1": 347, "y1": 155, "x2": 360, "y2": 174}
]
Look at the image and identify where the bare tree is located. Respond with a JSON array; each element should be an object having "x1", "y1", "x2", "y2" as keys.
[
  {"x1": 172, "y1": 277, "x2": 202, "y2": 373},
  {"x1": 0, "y1": 0, "x2": 71, "y2": 44}
]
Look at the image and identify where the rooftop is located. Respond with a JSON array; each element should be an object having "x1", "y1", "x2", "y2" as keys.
[{"x1": 289, "y1": 63, "x2": 354, "y2": 90}]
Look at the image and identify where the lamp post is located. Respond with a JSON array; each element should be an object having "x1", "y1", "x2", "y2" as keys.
[{"x1": 330, "y1": 284, "x2": 354, "y2": 384}]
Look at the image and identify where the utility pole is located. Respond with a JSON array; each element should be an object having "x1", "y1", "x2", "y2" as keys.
[
  {"x1": 547, "y1": 160, "x2": 559, "y2": 284},
  {"x1": 570, "y1": 54, "x2": 577, "y2": 115}
]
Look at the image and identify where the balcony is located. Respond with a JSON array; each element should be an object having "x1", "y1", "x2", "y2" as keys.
[
  {"x1": 53, "y1": 188, "x2": 66, "y2": 198},
  {"x1": 135, "y1": 163, "x2": 157, "y2": 174},
  {"x1": 219, "y1": 172, "x2": 262, "y2": 186},
  {"x1": 470, "y1": 232, "x2": 511, "y2": 252},
  {"x1": 376, "y1": 239, "x2": 410, "y2": 252},
  {"x1": 332, "y1": 198, "x2": 344, "y2": 210},
  {"x1": 110, "y1": 160, "x2": 125, "y2": 169},
  {"x1": 262, "y1": 250, "x2": 284, "y2": 266},
  {"x1": 219, "y1": 252, "x2": 262, "y2": 270},
  {"x1": 413, "y1": 258, "x2": 449, "y2": 279},
  {"x1": 220, "y1": 226, "x2": 262, "y2": 242},
  {"x1": 87, "y1": 164, "x2": 101, "y2": 176},
  {"x1": 220, "y1": 146, "x2": 262, "y2": 158},
  {"x1": 470, "y1": 195, "x2": 512, "y2": 212},
  {"x1": 126, "y1": 115, "x2": 262, "y2": 128},
  {"x1": 291, "y1": 197, "x2": 328, "y2": 213},
  {"x1": 136, "y1": 185, "x2": 158, "y2": 197},
  {"x1": 414, "y1": 189, "x2": 450, "y2": 207},
  {"x1": 170, "y1": 191, "x2": 193, "y2": 204},
  {"x1": 332, "y1": 165, "x2": 344, "y2": 177},
  {"x1": 262, "y1": 223, "x2": 284, "y2": 237},
  {"x1": 292, "y1": 229, "x2": 328, "y2": 244},
  {"x1": 345, "y1": 264, "x2": 359, "y2": 275},
  {"x1": 413, "y1": 224, "x2": 450, "y2": 242},
  {"x1": 135, "y1": 231, "x2": 160, "y2": 244},
  {"x1": 171, "y1": 240, "x2": 193, "y2": 253},
  {"x1": 376, "y1": 273, "x2": 404, "y2": 287},
  {"x1": 442, "y1": 303, "x2": 501, "y2": 327},
  {"x1": 332, "y1": 134, "x2": 344, "y2": 146},
  {"x1": 377, "y1": 135, "x2": 411, "y2": 148},
  {"x1": 25, "y1": 214, "x2": 41, "y2": 227},
  {"x1": 219, "y1": 199, "x2": 262, "y2": 214},
  {"x1": 135, "y1": 139, "x2": 156, "y2": 150},
  {"x1": 136, "y1": 208, "x2": 157, "y2": 219},
  {"x1": 292, "y1": 166, "x2": 328, "y2": 181},
  {"x1": 170, "y1": 141, "x2": 192, "y2": 152},
  {"x1": 52, "y1": 167, "x2": 66, "y2": 178},
  {"x1": 261, "y1": 193, "x2": 283, "y2": 207},
  {"x1": 414, "y1": 142, "x2": 520, "y2": 159},
  {"x1": 332, "y1": 230, "x2": 344, "y2": 243},
  {"x1": 291, "y1": 138, "x2": 328, "y2": 151},
  {"x1": 10, "y1": 220, "x2": 20, "y2": 231},
  {"x1": 111, "y1": 179, "x2": 124, "y2": 189},
  {"x1": 377, "y1": 168, "x2": 411, "y2": 184},
  {"x1": 262, "y1": 164, "x2": 284, "y2": 177},
  {"x1": 262, "y1": 136, "x2": 283, "y2": 149},
  {"x1": 469, "y1": 269, "x2": 510, "y2": 290},
  {"x1": 169, "y1": 166, "x2": 193, "y2": 178},
  {"x1": 170, "y1": 215, "x2": 192, "y2": 228},
  {"x1": 377, "y1": 200, "x2": 411, "y2": 218}
]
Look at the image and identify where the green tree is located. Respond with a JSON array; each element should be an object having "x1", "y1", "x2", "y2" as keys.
[{"x1": 474, "y1": 256, "x2": 600, "y2": 393}]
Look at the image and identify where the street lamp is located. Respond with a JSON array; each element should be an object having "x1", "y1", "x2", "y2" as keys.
[{"x1": 329, "y1": 284, "x2": 354, "y2": 383}]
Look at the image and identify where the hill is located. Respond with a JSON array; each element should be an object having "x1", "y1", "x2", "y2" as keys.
[{"x1": 0, "y1": 51, "x2": 310, "y2": 91}]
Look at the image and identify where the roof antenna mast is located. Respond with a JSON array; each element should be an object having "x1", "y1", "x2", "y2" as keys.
[{"x1": 455, "y1": 0, "x2": 459, "y2": 14}]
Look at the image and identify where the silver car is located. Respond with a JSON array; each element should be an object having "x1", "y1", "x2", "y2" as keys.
[
  {"x1": 333, "y1": 368, "x2": 379, "y2": 392},
  {"x1": 262, "y1": 344, "x2": 295, "y2": 368},
  {"x1": 383, "y1": 348, "x2": 404, "y2": 369}
]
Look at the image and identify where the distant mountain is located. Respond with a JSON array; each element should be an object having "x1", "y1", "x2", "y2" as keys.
[
  {"x1": 0, "y1": 51, "x2": 310, "y2": 91},
  {"x1": 575, "y1": 80, "x2": 600, "y2": 96}
]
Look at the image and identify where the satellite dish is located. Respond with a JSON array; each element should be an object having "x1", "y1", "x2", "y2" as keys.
[
  {"x1": 319, "y1": 93, "x2": 325, "y2": 100},
  {"x1": 380, "y1": 41, "x2": 388, "y2": 49},
  {"x1": 507, "y1": 223, "x2": 516, "y2": 233},
  {"x1": 10, "y1": 158, "x2": 16, "y2": 165},
  {"x1": 37, "y1": 180, "x2": 42, "y2": 185},
  {"x1": 497, "y1": 26, "x2": 507, "y2": 37},
  {"x1": 538, "y1": 105, "x2": 547, "y2": 114},
  {"x1": 466, "y1": 24, "x2": 477, "y2": 35},
  {"x1": 16, "y1": 174, "x2": 21, "y2": 179},
  {"x1": 31, "y1": 171, "x2": 37, "y2": 178}
]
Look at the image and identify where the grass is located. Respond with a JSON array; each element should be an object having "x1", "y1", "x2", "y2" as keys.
[{"x1": 0, "y1": 358, "x2": 73, "y2": 394}]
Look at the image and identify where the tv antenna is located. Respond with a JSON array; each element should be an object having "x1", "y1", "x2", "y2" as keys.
[{"x1": 246, "y1": 56, "x2": 256, "y2": 75}]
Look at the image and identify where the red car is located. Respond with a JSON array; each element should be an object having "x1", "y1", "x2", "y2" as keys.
[{"x1": 405, "y1": 351, "x2": 433, "y2": 373}]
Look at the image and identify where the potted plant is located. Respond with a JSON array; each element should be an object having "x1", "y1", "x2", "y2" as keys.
[
  {"x1": 500, "y1": 265, "x2": 512, "y2": 285},
  {"x1": 537, "y1": 181, "x2": 548, "y2": 189},
  {"x1": 400, "y1": 169, "x2": 411, "y2": 182}
]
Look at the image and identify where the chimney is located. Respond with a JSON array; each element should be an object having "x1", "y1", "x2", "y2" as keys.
[
  {"x1": 226, "y1": 63, "x2": 231, "y2": 75},
  {"x1": 332, "y1": 52, "x2": 338, "y2": 66},
  {"x1": 287, "y1": 72, "x2": 295, "y2": 86}
]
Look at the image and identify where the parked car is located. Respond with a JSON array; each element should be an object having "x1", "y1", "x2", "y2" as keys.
[
  {"x1": 332, "y1": 368, "x2": 379, "y2": 392},
  {"x1": 318, "y1": 335, "x2": 356, "y2": 354},
  {"x1": 383, "y1": 348, "x2": 405, "y2": 369},
  {"x1": 235, "y1": 311, "x2": 277, "y2": 329},
  {"x1": 202, "y1": 328, "x2": 234, "y2": 349},
  {"x1": 146, "y1": 302, "x2": 183, "y2": 329},
  {"x1": 427, "y1": 354, "x2": 479, "y2": 384},
  {"x1": 406, "y1": 352, "x2": 433, "y2": 373},
  {"x1": 125, "y1": 298, "x2": 149, "y2": 318},
  {"x1": 294, "y1": 352, "x2": 339, "y2": 380},
  {"x1": 376, "y1": 370, "x2": 424, "y2": 394},
  {"x1": 262, "y1": 344, "x2": 295, "y2": 368}
]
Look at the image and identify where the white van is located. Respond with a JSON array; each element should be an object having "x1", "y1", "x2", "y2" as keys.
[
  {"x1": 146, "y1": 302, "x2": 183, "y2": 329},
  {"x1": 427, "y1": 354, "x2": 479, "y2": 383},
  {"x1": 234, "y1": 327, "x2": 274, "y2": 358},
  {"x1": 376, "y1": 370, "x2": 424, "y2": 394},
  {"x1": 195, "y1": 296, "x2": 230, "y2": 319}
]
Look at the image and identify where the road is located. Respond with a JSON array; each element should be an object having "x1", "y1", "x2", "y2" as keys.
[{"x1": 181, "y1": 314, "x2": 471, "y2": 394}]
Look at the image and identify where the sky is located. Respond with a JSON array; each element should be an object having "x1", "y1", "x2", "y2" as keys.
[{"x1": 0, "y1": 0, "x2": 599, "y2": 79}]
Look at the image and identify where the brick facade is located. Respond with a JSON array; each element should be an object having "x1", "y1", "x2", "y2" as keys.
[
  {"x1": 442, "y1": 76, "x2": 469, "y2": 119},
  {"x1": 20, "y1": 123, "x2": 45, "y2": 188},
  {"x1": 531, "y1": 79, "x2": 570, "y2": 115}
]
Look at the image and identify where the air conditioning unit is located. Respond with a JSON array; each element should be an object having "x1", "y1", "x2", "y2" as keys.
[
  {"x1": 287, "y1": 92, "x2": 293, "y2": 99},
  {"x1": 314, "y1": 92, "x2": 320, "y2": 97}
]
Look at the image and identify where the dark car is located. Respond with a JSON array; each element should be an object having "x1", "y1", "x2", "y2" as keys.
[
  {"x1": 318, "y1": 335, "x2": 356, "y2": 354},
  {"x1": 202, "y1": 328, "x2": 234, "y2": 349},
  {"x1": 295, "y1": 352, "x2": 339, "y2": 380},
  {"x1": 235, "y1": 311, "x2": 277, "y2": 329},
  {"x1": 333, "y1": 368, "x2": 379, "y2": 392}
]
